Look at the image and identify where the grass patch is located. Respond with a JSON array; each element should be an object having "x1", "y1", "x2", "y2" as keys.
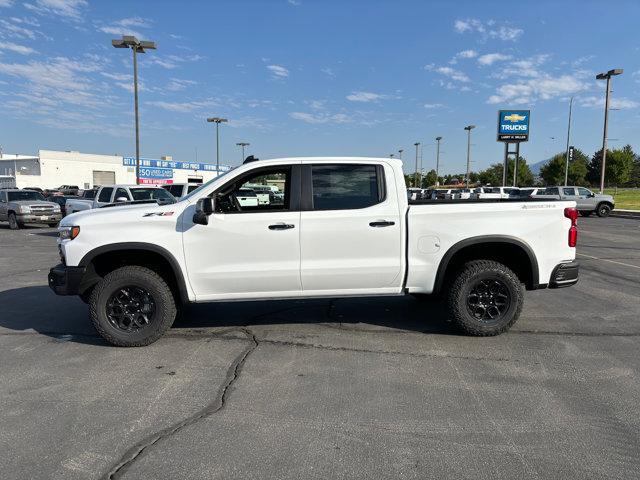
[{"x1": 604, "y1": 188, "x2": 640, "y2": 210}]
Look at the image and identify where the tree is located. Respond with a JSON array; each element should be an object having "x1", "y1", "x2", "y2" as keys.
[
  {"x1": 478, "y1": 157, "x2": 533, "y2": 187},
  {"x1": 540, "y1": 149, "x2": 588, "y2": 186},
  {"x1": 422, "y1": 169, "x2": 438, "y2": 188},
  {"x1": 587, "y1": 146, "x2": 635, "y2": 187}
]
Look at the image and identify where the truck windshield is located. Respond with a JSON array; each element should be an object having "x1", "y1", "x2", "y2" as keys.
[
  {"x1": 8, "y1": 191, "x2": 45, "y2": 201},
  {"x1": 130, "y1": 188, "x2": 174, "y2": 201}
]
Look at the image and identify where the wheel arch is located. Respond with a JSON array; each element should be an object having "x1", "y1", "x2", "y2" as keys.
[
  {"x1": 78, "y1": 242, "x2": 190, "y2": 303},
  {"x1": 433, "y1": 235, "x2": 540, "y2": 294}
]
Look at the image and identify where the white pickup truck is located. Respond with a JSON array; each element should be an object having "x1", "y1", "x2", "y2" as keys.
[
  {"x1": 66, "y1": 184, "x2": 175, "y2": 214},
  {"x1": 49, "y1": 157, "x2": 579, "y2": 347}
]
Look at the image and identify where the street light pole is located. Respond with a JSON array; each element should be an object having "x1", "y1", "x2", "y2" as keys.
[
  {"x1": 207, "y1": 117, "x2": 228, "y2": 175},
  {"x1": 435, "y1": 136, "x2": 442, "y2": 187},
  {"x1": 236, "y1": 142, "x2": 249, "y2": 163},
  {"x1": 398, "y1": 149, "x2": 403, "y2": 160},
  {"x1": 414, "y1": 142, "x2": 420, "y2": 188},
  {"x1": 564, "y1": 96, "x2": 573, "y2": 186},
  {"x1": 112, "y1": 35, "x2": 156, "y2": 185},
  {"x1": 596, "y1": 69, "x2": 623, "y2": 193},
  {"x1": 464, "y1": 125, "x2": 475, "y2": 188}
]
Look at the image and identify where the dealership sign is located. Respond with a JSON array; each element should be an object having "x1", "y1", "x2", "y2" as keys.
[
  {"x1": 123, "y1": 157, "x2": 232, "y2": 173},
  {"x1": 138, "y1": 166, "x2": 173, "y2": 185},
  {"x1": 497, "y1": 110, "x2": 530, "y2": 142}
]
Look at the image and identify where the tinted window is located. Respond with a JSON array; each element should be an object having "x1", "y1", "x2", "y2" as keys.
[
  {"x1": 562, "y1": 187, "x2": 575, "y2": 196},
  {"x1": 8, "y1": 191, "x2": 45, "y2": 201},
  {"x1": 83, "y1": 189, "x2": 97, "y2": 199},
  {"x1": 187, "y1": 185, "x2": 199, "y2": 193},
  {"x1": 578, "y1": 187, "x2": 591, "y2": 196},
  {"x1": 164, "y1": 185, "x2": 184, "y2": 197},
  {"x1": 98, "y1": 187, "x2": 113, "y2": 202},
  {"x1": 114, "y1": 188, "x2": 130, "y2": 201},
  {"x1": 546, "y1": 187, "x2": 559, "y2": 195},
  {"x1": 130, "y1": 187, "x2": 173, "y2": 201},
  {"x1": 311, "y1": 164, "x2": 381, "y2": 210}
]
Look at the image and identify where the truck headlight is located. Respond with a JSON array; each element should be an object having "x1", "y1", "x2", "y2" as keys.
[
  {"x1": 59, "y1": 226, "x2": 80, "y2": 240},
  {"x1": 19, "y1": 205, "x2": 31, "y2": 213},
  {"x1": 52, "y1": 204, "x2": 61, "y2": 212}
]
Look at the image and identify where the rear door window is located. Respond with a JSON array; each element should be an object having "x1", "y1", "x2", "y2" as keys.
[
  {"x1": 562, "y1": 187, "x2": 576, "y2": 196},
  {"x1": 97, "y1": 187, "x2": 113, "y2": 202},
  {"x1": 311, "y1": 164, "x2": 383, "y2": 210}
]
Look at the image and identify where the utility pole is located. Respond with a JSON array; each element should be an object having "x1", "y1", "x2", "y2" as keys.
[
  {"x1": 564, "y1": 96, "x2": 573, "y2": 186},
  {"x1": 112, "y1": 35, "x2": 156, "y2": 185},
  {"x1": 435, "y1": 136, "x2": 442, "y2": 187},
  {"x1": 596, "y1": 69, "x2": 623, "y2": 193},
  {"x1": 464, "y1": 125, "x2": 475, "y2": 188},
  {"x1": 207, "y1": 117, "x2": 228, "y2": 175},
  {"x1": 236, "y1": 142, "x2": 249, "y2": 163},
  {"x1": 414, "y1": 142, "x2": 420, "y2": 188}
]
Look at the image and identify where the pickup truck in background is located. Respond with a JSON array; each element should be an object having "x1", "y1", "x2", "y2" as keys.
[
  {"x1": 49, "y1": 157, "x2": 579, "y2": 347},
  {"x1": 57, "y1": 185, "x2": 80, "y2": 196},
  {"x1": 1, "y1": 188, "x2": 62, "y2": 229},
  {"x1": 66, "y1": 184, "x2": 175, "y2": 214},
  {"x1": 533, "y1": 186, "x2": 615, "y2": 217},
  {"x1": 162, "y1": 183, "x2": 201, "y2": 199},
  {"x1": 471, "y1": 186, "x2": 519, "y2": 199}
]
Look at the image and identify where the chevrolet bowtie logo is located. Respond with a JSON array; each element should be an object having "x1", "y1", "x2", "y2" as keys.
[{"x1": 504, "y1": 113, "x2": 526, "y2": 122}]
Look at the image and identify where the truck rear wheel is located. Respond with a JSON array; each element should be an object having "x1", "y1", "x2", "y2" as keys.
[
  {"x1": 89, "y1": 266, "x2": 176, "y2": 347},
  {"x1": 446, "y1": 260, "x2": 524, "y2": 336}
]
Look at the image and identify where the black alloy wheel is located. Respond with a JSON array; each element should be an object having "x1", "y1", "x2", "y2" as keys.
[
  {"x1": 105, "y1": 286, "x2": 156, "y2": 333},
  {"x1": 466, "y1": 278, "x2": 511, "y2": 323}
]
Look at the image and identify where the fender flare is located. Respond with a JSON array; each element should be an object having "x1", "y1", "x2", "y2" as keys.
[
  {"x1": 78, "y1": 242, "x2": 190, "y2": 303},
  {"x1": 432, "y1": 235, "x2": 540, "y2": 294}
]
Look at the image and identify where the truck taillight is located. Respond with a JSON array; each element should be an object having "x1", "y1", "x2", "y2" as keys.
[{"x1": 564, "y1": 207, "x2": 578, "y2": 247}]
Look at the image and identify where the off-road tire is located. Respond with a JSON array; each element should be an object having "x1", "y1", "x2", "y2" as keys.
[
  {"x1": 48, "y1": 222, "x2": 58, "y2": 227},
  {"x1": 447, "y1": 260, "x2": 524, "y2": 336},
  {"x1": 8, "y1": 213, "x2": 21, "y2": 230},
  {"x1": 89, "y1": 266, "x2": 176, "y2": 347},
  {"x1": 596, "y1": 203, "x2": 611, "y2": 218}
]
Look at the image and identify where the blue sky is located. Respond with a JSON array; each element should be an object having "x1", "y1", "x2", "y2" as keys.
[{"x1": 1, "y1": 0, "x2": 639, "y2": 173}]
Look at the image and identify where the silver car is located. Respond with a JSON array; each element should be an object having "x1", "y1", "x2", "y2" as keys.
[
  {"x1": 0, "y1": 189, "x2": 62, "y2": 229},
  {"x1": 534, "y1": 186, "x2": 615, "y2": 217}
]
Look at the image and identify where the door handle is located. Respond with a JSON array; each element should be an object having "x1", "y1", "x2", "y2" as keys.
[
  {"x1": 268, "y1": 223, "x2": 295, "y2": 230},
  {"x1": 369, "y1": 220, "x2": 395, "y2": 228}
]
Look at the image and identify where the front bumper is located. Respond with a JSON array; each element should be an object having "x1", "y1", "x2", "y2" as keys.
[
  {"x1": 549, "y1": 261, "x2": 579, "y2": 288},
  {"x1": 17, "y1": 212, "x2": 62, "y2": 224},
  {"x1": 48, "y1": 264, "x2": 85, "y2": 295}
]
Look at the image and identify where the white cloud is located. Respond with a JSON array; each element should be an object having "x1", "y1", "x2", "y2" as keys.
[
  {"x1": 0, "y1": 41, "x2": 36, "y2": 55},
  {"x1": 147, "y1": 99, "x2": 217, "y2": 113},
  {"x1": 425, "y1": 65, "x2": 470, "y2": 83},
  {"x1": 449, "y1": 49, "x2": 477, "y2": 64},
  {"x1": 99, "y1": 17, "x2": 152, "y2": 39},
  {"x1": 578, "y1": 96, "x2": 640, "y2": 109},
  {"x1": 454, "y1": 18, "x2": 523, "y2": 41},
  {"x1": 346, "y1": 91, "x2": 389, "y2": 102},
  {"x1": 0, "y1": 0, "x2": 14, "y2": 7},
  {"x1": 321, "y1": 67, "x2": 335, "y2": 77},
  {"x1": 267, "y1": 64, "x2": 289, "y2": 78},
  {"x1": 478, "y1": 53, "x2": 511, "y2": 66},
  {"x1": 166, "y1": 78, "x2": 196, "y2": 91},
  {"x1": 424, "y1": 103, "x2": 444, "y2": 109},
  {"x1": 288, "y1": 0, "x2": 301, "y2": 5},
  {"x1": 290, "y1": 111, "x2": 351, "y2": 124},
  {"x1": 24, "y1": 0, "x2": 87, "y2": 21},
  {"x1": 487, "y1": 75, "x2": 588, "y2": 105}
]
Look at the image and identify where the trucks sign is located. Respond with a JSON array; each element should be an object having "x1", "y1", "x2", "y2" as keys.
[{"x1": 497, "y1": 110, "x2": 530, "y2": 142}]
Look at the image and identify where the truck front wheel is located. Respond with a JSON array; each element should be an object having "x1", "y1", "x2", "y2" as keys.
[
  {"x1": 596, "y1": 203, "x2": 611, "y2": 217},
  {"x1": 89, "y1": 266, "x2": 177, "y2": 347},
  {"x1": 447, "y1": 260, "x2": 524, "y2": 336}
]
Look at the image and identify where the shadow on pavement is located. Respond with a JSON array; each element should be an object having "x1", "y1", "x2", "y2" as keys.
[{"x1": 0, "y1": 286, "x2": 455, "y2": 345}]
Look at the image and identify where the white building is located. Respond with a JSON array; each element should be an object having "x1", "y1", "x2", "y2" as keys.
[{"x1": 0, "y1": 150, "x2": 230, "y2": 189}]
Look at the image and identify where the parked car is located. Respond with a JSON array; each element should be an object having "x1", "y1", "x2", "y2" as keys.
[
  {"x1": 66, "y1": 184, "x2": 175, "y2": 214},
  {"x1": 471, "y1": 187, "x2": 519, "y2": 199},
  {"x1": 510, "y1": 188, "x2": 543, "y2": 198},
  {"x1": 533, "y1": 186, "x2": 615, "y2": 217},
  {"x1": 432, "y1": 188, "x2": 460, "y2": 199},
  {"x1": 0, "y1": 189, "x2": 62, "y2": 229},
  {"x1": 49, "y1": 157, "x2": 579, "y2": 347},
  {"x1": 43, "y1": 189, "x2": 64, "y2": 198},
  {"x1": 162, "y1": 183, "x2": 202, "y2": 199},
  {"x1": 23, "y1": 187, "x2": 44, "y2": 194},
  {"x1": 47, "y1": 195, "x2": 76, "y2": 217},
  {"x1": 57, "y1": 185, "x2": 80, "y2": 195}
]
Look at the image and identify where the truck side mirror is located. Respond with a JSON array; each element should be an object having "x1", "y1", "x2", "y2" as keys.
[
  {"x1": 115, "y1": 197, "x2": 128, "y2": 203},
  {"x1": 193, "y1": 197, "x2": 215, "y2": 225}
]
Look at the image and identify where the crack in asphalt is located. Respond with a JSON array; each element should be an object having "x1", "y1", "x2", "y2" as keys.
[{"x1": 103, "y1": 328, "x2": 259, "y2": 480}]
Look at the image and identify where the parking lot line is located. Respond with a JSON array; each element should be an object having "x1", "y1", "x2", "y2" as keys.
[{"x1": 577, "y1": 252, "x2": 640, "y2": 270}]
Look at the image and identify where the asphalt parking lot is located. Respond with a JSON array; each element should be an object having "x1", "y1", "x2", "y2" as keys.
[{"x1": 1, "y1": 216, "x2": 639, "y2": 480}]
